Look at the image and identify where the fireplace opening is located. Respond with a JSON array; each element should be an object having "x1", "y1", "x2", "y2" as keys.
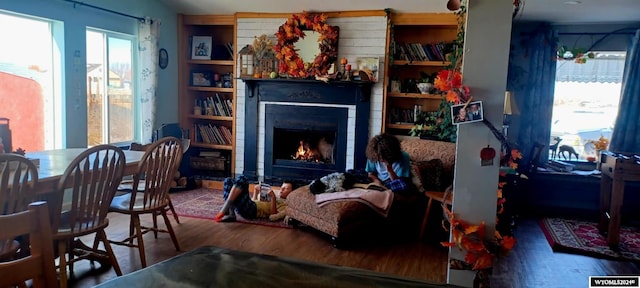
[{"x1": 274, "y1": 128, "x2": 335, "y2": 164}]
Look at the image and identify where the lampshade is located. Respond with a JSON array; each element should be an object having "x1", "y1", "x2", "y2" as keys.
[{"x1": 503, "y1": 91, "x2": 519, "y2": 115}]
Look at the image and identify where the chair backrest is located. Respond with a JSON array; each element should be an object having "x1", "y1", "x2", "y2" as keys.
[
  {"x1": 0, "y1": 153, "x2": 39, "y2": 215},
  {"x1": 129, "y1": 137, "x2": 182, "y2": 210},
  {"x1": 0, "y1": 202, "x2": 58, "y2": 288},
  {"x1": 526, "y1": 142, "x2": 545, "y2": 174},
  {"x1": 52, "y1": 145, "x2": 125, "y2": 234}
]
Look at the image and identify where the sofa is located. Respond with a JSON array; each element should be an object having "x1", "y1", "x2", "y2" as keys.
[{"x1": 285, "y1": 137, "x2": 456, "y2": 247}]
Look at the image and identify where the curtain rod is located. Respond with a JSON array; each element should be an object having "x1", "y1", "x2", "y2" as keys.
[
  {"x1": 558, "y1": 32, "x2": 635, "y2": 36},
  {"x1": 62, "y1": 0, "x2": 146, "y2": 23}
]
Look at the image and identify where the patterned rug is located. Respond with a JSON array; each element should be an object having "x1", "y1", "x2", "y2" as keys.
[
  {"x1": 539, "y1": 218, "x2": 640, "y2": 262},
  {"x1": 168, "y1": 188, "x2": 291, "y2": 229}
]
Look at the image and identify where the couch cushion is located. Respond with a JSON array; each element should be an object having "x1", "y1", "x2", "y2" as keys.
[
  {"x1": 401, "y1": 137, "x2": 455, "y2": 190},
  {"x1": 410, "y1": 159, "x2": 444, "y2": 193}
]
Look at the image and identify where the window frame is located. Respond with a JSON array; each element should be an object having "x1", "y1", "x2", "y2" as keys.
[
  {"x1": 549, "y1": 51, "x2": 625, "y2": 162},
  {"x1": 86, "y1": 27, "x2": 139, "y2": 147}
]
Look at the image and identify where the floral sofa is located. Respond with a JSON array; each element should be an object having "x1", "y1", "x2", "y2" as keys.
[{"x1": 285, "y1": 137, "x2": 456, "y2": 247}]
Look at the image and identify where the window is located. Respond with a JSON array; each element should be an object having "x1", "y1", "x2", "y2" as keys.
[
  {"x1": 86, "y1": 29, "x2": 135, "y2": 146},
  {"x1": 0, "y1": 11, "x2": 62, "y2": 151},
  {"x1": 550, "y1": 52, "x2": 625, "y2": 161}
]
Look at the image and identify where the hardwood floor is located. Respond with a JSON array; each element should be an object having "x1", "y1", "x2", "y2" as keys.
[{"x1": 68, "y1": 213, "x2": 640, "y2": 287}]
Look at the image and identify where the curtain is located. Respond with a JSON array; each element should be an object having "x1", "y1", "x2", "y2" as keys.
[
  {"x1": 609, "y1": 29, "x2": 640, "y2": 154},
  {"x1": 138, "y1": 17, "x2": 160, "y2": 143},
  {"x1": 507, "y1": 24, "x2": 557, "y2": 167}
]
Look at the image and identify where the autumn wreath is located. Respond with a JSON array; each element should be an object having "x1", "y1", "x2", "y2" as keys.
[{"x1": 274, "y1": 12, "x2": 339, "y2": 78}]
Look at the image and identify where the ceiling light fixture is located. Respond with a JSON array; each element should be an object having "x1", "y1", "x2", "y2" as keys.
[{"x1": 564, "y1": 1, "x2": 582, "y2": 4}]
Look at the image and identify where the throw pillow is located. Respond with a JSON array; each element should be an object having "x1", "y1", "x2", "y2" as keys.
[{"x1": 411, "y1": 159, "x2": 444, "y2": 193}]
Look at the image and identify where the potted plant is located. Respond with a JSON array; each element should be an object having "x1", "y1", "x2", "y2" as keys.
[{"x1": 409, "y1": 99, "x2": 457, "y2": 142}]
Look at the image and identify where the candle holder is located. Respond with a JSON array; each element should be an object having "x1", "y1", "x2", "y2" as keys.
[{"x1": 345, "y1": 64, "x2": 352, "y2": 81}]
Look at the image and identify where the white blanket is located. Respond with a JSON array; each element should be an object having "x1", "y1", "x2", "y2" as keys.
[{"x1": 314, "y1": 188, "x2": 394, "y2": 217}]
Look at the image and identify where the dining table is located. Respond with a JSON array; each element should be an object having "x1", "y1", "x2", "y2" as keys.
[
  {"x1": 26, "y1": 148, "x2": 145, "y2": 194},
  {"x1": 24, "y1": 147, "x2": 145, "y2": 268}
]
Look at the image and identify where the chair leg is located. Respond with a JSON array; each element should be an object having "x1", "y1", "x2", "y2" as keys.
[
  {"x1": 132, "y1": 215, "x2": 147, "y2": 268},
  {"x1": 420, "y1": 198, "x2": 434, "y2": 240},
  {"x1": 67, "y1": 239, "x2": 75, "y2": 276},
  {"x1": 98, "y1": 229, "x2": 122, "y2": 276},
  {"x1": 129, "y1": 217, "x2": 135, "y2": 245},
  {"x1": 161, "y1": 209, "x2": 181, "y2": 252},
  {"x1": 167, "y1": 198, "x2": 180, "y2": 224},
  {"x1": 58, "y1": 240, "x2": 68, "y2": 288},
  {"x1": 90, "y1": 235, "x2": 100, "y2": 267},
  {"x1": 152, "y1": 211, "x2": 159, "y2": 239}
]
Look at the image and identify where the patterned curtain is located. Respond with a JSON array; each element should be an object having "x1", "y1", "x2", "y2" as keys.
[
  {"x1": 507, "y1": 24, "x2": 558, "y2": 167},
  {"x1": 138, "y1": 18, "x2": 160, "y2": 143},
  {"x1": 609, "y1": 29, "x2": 640, "y2": 154}
]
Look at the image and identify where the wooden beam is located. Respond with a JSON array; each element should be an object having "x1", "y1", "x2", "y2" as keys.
[{"x1": 236, "y1": 10, "x2": 387, "y2": 19}]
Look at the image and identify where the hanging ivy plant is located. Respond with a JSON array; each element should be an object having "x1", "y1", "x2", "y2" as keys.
[{"x1": 556, "y1": 45, "x2": 595, "y2": 64}]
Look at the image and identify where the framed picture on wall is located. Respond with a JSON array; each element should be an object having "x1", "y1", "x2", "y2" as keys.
[
  {"x1": 451, "y1": 101, "x2": 483, "y2": 125},
  {"x1": 191, "y1": 71, "x2": 213, "y2": 86},
  {"x1": 355, "y1": 57, "x2": 380, "y2": 82},
  {"x1": 191, "y1": 36, "x2": 213, "y2": 60}
]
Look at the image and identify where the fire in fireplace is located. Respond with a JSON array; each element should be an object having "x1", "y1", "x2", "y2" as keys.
[{"x1": 276, "y1": 129, "x2": 335, "y2": 163}]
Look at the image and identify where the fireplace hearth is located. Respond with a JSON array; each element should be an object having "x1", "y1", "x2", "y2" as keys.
[{"x1": 243, "y1": 79, "x2": 373, "y2": 182}]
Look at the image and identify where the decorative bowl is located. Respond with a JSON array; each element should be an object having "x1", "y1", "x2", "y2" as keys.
[{"x1": 417, "y1": 83, "x2": 433, "y2": 94}]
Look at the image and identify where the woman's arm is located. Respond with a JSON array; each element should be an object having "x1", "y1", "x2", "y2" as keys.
[
  {"x1": 368, "y1": 172, "x2": 384, "y2": 186},
  {"x1": 385, "y1": 161, "x2": 399, "y2": 180}
]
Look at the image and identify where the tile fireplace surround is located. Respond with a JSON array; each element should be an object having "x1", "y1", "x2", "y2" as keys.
[{"x1": 242, "y1": 79, "x2": 373, "y2": 182}]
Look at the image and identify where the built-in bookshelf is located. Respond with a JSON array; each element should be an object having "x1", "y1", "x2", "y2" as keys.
[
  {"x1": 382, "y1": 13, "x2": 458, "y2": 135},
  {"x1": 178, "y1": 14, "x2": 236, "y2": 178}
]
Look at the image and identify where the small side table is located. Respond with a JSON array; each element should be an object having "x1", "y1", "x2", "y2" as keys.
[{"x1": 597, "y1": 151, "x2": 640, "y2": 249}]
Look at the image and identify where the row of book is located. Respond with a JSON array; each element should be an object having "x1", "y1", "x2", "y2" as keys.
[
  {"x1": 394, "y1": 42, "x2": 454, "y2": 62},
  {"x1": 389, "y1": 107, "x2": 417, "y2": 124},
  {"x1": 195, "y1": 93, "x2": 233, "y2": 117},
  {"x1": 194, "y1": 124, "x2": 233, "y2": 145}
]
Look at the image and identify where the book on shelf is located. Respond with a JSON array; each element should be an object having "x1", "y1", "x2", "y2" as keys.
[{"x1": 225, "y1": 42, "x2": 234, "y2": 60}]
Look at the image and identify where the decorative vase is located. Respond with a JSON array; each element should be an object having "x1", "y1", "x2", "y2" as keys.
[{"x1": 447, "y1": 0, "x2": 462, "y2": 11}]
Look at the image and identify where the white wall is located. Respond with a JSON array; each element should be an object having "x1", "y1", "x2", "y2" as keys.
[
  {"x1": 448, "y1": 2, "x2": 514, "y2": 286},
  {"x1": 234, "y1": 15, "x2": 387, "y2": 176}
]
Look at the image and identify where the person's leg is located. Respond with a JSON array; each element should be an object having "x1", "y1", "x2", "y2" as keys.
[
  {"x1": 216, "y1": 175, "x2": 256, "y2": 222},
  {"x1": 216, "y1": 177, "x2": 238, "y2": 221}
]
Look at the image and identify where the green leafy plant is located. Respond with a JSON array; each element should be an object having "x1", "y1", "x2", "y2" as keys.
[{"x1": 410, "y1": 99, "x2": 456, "y2": 142}]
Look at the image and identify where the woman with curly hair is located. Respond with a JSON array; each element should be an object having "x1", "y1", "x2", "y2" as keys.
[{"x1": 365, "y1": 133, "x2": 414, "y2": 195}]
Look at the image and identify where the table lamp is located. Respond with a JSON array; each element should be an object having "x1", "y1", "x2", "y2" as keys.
[{"x1": 503, "y1": 91, "x2": 519, "y2": 138}]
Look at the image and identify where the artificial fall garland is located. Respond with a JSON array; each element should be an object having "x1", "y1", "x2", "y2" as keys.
[
  {"x1": 274, "y1": 12, "x2": 339, "y2": 78},
  {"x1": 441, "y1": 149, "x2": 520, "y2": 271}
]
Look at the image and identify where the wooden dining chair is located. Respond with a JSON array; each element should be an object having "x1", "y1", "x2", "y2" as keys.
[
  {"x1": 0, "y1": 201, "x2": 58, "y2": 288},
  {"x1": 121, "y1": 142, "x2": 180, "y2": 225},
  {"x1": 108, "y1": 137, "x2": 183, "y2": 268},
  {"x1": 0, "y1": 153, "x2": 39, "y2": 261},
  {"x1": 419, "y1": 185, "x2": 453, "y2": 240},
  {"x1": 51, "y1": 145, "x2": 125, "y2": 288}
]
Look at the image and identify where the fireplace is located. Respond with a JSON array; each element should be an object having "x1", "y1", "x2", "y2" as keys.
[
  {"x1": 265, "y1": 104, "x2": 347, "y2": 180},
  {"x1": 243, "y1": 79, "x2": 373, "y2": 182}
]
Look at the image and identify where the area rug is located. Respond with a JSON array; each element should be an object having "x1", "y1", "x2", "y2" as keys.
[
  {"x1": 539, "y1": 218, "x2": 640, "y2": 262},
  {"x1": 168, "y1": 188, "x2": 291, "y2": 229}
]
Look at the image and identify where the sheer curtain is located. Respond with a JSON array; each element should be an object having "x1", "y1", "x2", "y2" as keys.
[
  {"x1": 507, "y1": 24, "x2": 558, "y2": 166},
  {"x1": 138, "y1": 17, "x2": 160, "y2": 143},
  {"x1": 609, "y1": 29, "x2": 640, "y2": 153}
]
